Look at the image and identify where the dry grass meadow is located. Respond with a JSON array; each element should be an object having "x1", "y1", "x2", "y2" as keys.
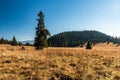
[{"x1": 0, "y1": 43, "x2": 120, "y2": 80}]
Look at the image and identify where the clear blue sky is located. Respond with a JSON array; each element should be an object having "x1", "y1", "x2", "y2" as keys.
[{"x1": 0, "y1": 0, "x2": 120, "y2": 41}]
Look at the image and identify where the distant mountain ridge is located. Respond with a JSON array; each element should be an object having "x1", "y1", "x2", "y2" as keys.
[
  {"x1": 48, "y1": 30, "x2": 118, "y2": 47},
  {"x1": 21, "y1": 40, "x2": 34, "y2": 44}
]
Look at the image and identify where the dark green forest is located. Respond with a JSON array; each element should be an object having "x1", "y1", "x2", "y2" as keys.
[{"x1": 48, "y1": 30, "x2": 119, "y2": 47}]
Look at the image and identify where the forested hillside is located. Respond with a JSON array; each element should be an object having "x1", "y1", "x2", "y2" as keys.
[{"x1": 48, "y1": 30, "x2": 118, "y2": 47}]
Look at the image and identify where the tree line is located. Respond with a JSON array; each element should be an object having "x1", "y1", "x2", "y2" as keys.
[
  {"x1": 0, "y1": 36, "x2": 32, "y2": 46},
  {"x1": 0, "y1": 36, "x2": 20, "y2": 46}
]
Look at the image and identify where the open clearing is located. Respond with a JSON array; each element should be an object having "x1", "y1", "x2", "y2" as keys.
[{"x1": 0, "y1": 43, "x2": 120, "y2": 80}]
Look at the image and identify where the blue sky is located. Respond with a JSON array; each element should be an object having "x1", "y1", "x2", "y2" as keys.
[{"x1": 0, "y1": 0, "x2": 120, "y2": 41}]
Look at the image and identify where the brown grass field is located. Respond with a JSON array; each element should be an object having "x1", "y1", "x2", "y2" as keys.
[{"x1": 0, "y1": 43, "x2": 120, "y2": 80}]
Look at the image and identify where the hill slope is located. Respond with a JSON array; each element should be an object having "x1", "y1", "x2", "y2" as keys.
[{"x1": 48, "y1": 30, "x2": 117, "y2": 47}]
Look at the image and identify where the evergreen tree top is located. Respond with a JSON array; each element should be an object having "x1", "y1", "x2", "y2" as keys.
[{"x1": 37, "y1": 11, "x2": 44, "y2": 21}]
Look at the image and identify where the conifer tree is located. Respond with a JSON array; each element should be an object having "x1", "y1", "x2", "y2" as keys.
[
  {"x1": 86, "y1": 41, "x2": 92, "y2": 49},
  {"x1": 0, "y1": 37, "x2": 4, "y2": 44},
  {"x1": 11, "y1": 36, "x2": 18, "y2": 46},
  {"x1": 34, "y1": 11, "x2": 50, "y2": 49}
]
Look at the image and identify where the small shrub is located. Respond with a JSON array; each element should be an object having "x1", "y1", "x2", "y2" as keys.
[
  {"x1": 21, "y1": 47, "x2": 25, "y2": 50},
  {"x1": 86, "y1": 42, "x2": 92, "y2": 49},
  {"x1": 60, "y1": 75, "x2": 73, "y2": 80},
  {"x1": 80, "y1": 44, "x2": 83, "y2": 47},
  {"x1": 69, "y1": 63, "x2": 76, "y2": 67},
  {"x1": 51, "y1": 72, "x2": 73, "y2": 80},
  {"x1": 107, "y1": 41, "x2": 109, "y2": 44}
]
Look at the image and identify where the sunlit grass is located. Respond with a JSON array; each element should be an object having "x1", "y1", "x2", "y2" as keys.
[{"x1": 0, "y1": 43, "x2": 120, "y2": 79}]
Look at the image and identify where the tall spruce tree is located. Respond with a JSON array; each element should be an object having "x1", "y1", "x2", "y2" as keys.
[
  {"x1": 34, "y1": 11, "x2": 50, "y2": 49},
  {"x1": 11, "y1": 36, "x2": 18, "y2": 46}
]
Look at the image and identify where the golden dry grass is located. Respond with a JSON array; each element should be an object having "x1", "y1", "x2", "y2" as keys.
[{"x1": 0, "y1": 43, "x2": 120, "y2": 80}]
